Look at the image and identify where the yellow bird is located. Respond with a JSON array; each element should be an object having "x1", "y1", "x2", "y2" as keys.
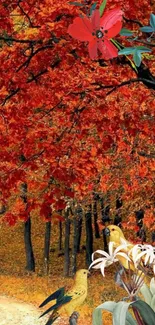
[
  {"x1": 39, "y1": 269, "x2": 89, "y2": 325},
  {"x1": 106, "y1": 225, "x2": 130, "y2": 244},
  {"x1": 105, "y1": 225, "x2": 152, "y2": 291},
  {"x1": 105, "y1": 225, "x2": 135, "y2": 270}
]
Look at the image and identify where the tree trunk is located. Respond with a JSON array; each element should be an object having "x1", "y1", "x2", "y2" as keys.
[
  {"x1": 64, "y1": 208, "x2": 70, "y2": 277},
  {"x1": 71, "y1": 215, "x2": 78, "y2": 276},
  {"x1": 102, "y1": 229, "x2": 108, "y2": 253},
  {"x1": 100, "y1": 197, "x2": 108, "y2": 252},
  {"x1": 24, "y1": 217, "x2": 35, "y2": 271},
  {"x1": 21, "y1": 183, "x2": 35, "y2": 272},
  {"x1": 75, "y1": 205, "x2": 83, "y2": 253},
  {"x1": 59, "y1": 221, "x2": 63, "y2": 251},
  {"x1": 85, "y1": 204, "x2": 93, "y2": 267},
  {"x1": 93, "y1": 193, "x2": 100, "y2": 238},
  {"x1": 44, "y1": 221, "x2": 51, "y2": 275}
]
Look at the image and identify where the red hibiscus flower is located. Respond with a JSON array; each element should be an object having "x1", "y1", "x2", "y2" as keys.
[{"x1": 68, "y1": 8, "x2": 123, "y2": 60}]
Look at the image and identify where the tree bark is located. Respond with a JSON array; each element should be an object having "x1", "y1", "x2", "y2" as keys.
[
  {"x1": 71, "y1": 215, "x2": 78, "y2": 276},
  {"x1": 21, "y1": 183, "x2": 35, "y2": 272},
  {"x1": 24, "y1": 217, "x2": 35, "y2": 271},
  {"x1": 93, "y1": 193, "x2": 100, "y2": 238},
  {"x1": 75, "y1": 205, "x2": 83, "y2": 253},
  {"x1": 64, "y1": 207, "x2": 71, "y2": 277},
  {"x1": 59, "y1": 221, "x2": 63, "y2": 251},
  {"x1": 100, "y1": 197, "x2": 108, "y2": 252},
  {"x1": 85, "y1": 204, "x2": 93, "y2": 267},
  {"x1": 44, "y1": 220, "x2": 51, "y2": 275}
]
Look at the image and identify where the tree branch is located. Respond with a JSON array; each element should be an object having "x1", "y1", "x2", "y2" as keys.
[
  {"x1": 137, "y1": 151, "x2": 155, "y2": 158},
  {"x1": 16, "y1": 44, "x2": 54, "y2": 71},
  {"x1": 92, "y1": 77, "x2": 155, "y2": 96},
  {"x1": 123, "y1": 16, "x2": 143, "y2": 27},
  {"x1": 0, "y1": 36, "x2": 42, "y2": 44},
  {"x1": 17, "y1": 0, "x2": 40, "y2": 28}
]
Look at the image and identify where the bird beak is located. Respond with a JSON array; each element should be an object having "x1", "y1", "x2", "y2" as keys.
[
  {"x1": 87, "y1": 270, "x2": 91, "y2": 277},
  {"x1": 104, "y1": 227, "x2": 110, "y2": 236}
]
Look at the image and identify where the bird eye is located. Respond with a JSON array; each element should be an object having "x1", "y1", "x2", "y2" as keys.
[
  {"x1": 112, "y1": 228, "x2": 115, "y2": 231},
  {"x1": 84, "y1": 271, "x2": 86, "y2": 274}
]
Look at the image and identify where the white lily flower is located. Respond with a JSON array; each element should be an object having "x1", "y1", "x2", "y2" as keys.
[
  {"x1": 131, "y1": 244, "x2": 155, "y2": 266},
  {"x1": 89, "y1": 242, "x2": 131, "y2": 276}
]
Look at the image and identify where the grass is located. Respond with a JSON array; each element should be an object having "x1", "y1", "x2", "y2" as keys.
[{"x1": 0, "y1": 213, "x2": 127, "y2": 324}]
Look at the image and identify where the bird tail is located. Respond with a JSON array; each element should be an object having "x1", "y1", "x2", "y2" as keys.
[{"x1": 45, "y1": 310, "x2": 59, "y2": 325}]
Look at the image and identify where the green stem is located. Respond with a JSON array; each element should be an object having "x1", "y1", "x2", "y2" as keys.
[{"x1": 111, "y1": 39, "x2": 138, "y2": 73}]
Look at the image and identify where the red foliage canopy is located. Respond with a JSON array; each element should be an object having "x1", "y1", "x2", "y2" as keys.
[{"x1": 0, "y1": 0, "x2": 154, "y2": 228}]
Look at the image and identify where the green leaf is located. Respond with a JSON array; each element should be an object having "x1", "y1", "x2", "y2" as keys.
[
  {"x1": 92, "y1": 308, "x2": 102, "y2": 325},
  {"x1": 140, "y1": 283, "x2": 153, "y2": 305},
  {"x1": 92, "y1": 301, "x2": 137, "y2": 325},
  {"x1": 113, "y1": 301, "x2": 132, "y2": 325},
  {"x1": 120, "y1": 28, "x2": 134, "y2": 36},
  {"x1": 140, "y1": 26, "x2": 153, "y2": 33},
  {"x1": 92, "y1": 301, "x2": 116, "y2": 325},
  {"x1": 150, "y1": 13, "x2": 155, "y2": 30},
  {"x1": 136, "y1": 46, "x2": 152, "y2": 53},
  {"x1": 151, "y1": 295, "x2": 155, "y2": 312},
  {"x1": 150, "y1": 278, "x2": 155, "y2": 295},
  {"x1": 90, "y1": 3, "x2": 97, "y2": 16},
  {"x1": 118, "y1": 47, "x2": 136, "y2": 55},
  {"x1": 133, "y1": 49, "x2": 141, "y2": 67},
  {"x1": 99, "y1": 0, "x2": 107, "y2": 17},
  {"x1": 132, "y1": 300, "x2": 155, "y2": 325}
]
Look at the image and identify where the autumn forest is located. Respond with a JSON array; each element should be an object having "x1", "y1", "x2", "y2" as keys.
[{"x1": 0, "y1": 0, "x2": 155, "y2": 324}]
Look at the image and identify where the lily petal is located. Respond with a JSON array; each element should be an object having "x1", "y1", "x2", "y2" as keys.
[
  {"x1": 93, "y1": 249, "x2": 110, "y2": 258},
  {"x1": 108, "y1": 242, "x2": 114, "y2": 256},
  {"x1": 68, "y1": 16, "x2": 93, "y2": 41},
  {"x1": 89, "y1": 257, "x2": 106, "y2": 269},
  {"x1": 91, "y1": 9, "x2": 100, "y2": 31},
  {"x1": 88, "y1": 38, "x2": 98, "y2": 59},
  {"x1": 98, "y1": 39, "x2": 118, "y2": 59},
  {"x1": 100, "y1": 8, "x2": 123, "y2": 31},
  {"x1": 106, "y1": 21, "x2": 122, "y2": 39}
]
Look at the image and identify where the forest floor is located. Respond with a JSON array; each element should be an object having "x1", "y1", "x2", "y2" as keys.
[{"x1": 0, "y1": 213, "x2": 133, "y2": 325}]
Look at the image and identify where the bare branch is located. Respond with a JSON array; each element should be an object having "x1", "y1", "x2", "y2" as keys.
[
  {"x1": 92, "y1": 77, "x2": 155, "y2": 96},
  {"x1": 123, "y1": 16, "x2": 143, "y2": 27},
  {"x1": 17, "y1": 0, "x2": 40, "y2": 28},
  {"x1": 0, "y1": 36, "x2": 42, "y2": 44},
  {"x1": 137, "y1": 151, "x2": 155, "y2": 159}
]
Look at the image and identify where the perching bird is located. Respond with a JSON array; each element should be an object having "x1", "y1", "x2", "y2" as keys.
[
  {"x1": 105, "y1": 225, "x2": 129, "y2": 246},
  {"x1": 39, "y1": 269, "x2": 89, "y2": 325},
  {"x1": 105, "y1": 225, "x2": 135, "y2": 270},
  {"x1": 105, "y1": 225, "x2": 151, "y2": 276}
]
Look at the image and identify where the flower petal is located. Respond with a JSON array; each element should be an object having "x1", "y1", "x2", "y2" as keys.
[
  {"x1": 106, "y1": 21, "x2": 122, "y2": 38},
  {"x1": 108, "y1": 242, "x2": 114, "y2": 256},
  {"x1": 131, "y1": 244, "x2": 143, "y2": 261},
  {"x1": 98, "y1": 39, "x2": 118, "y2": 59},
  {"x1": 89, "y1": 257, "x2": 105, "y2": 269},
  {"x1": 91, "y1": 9, "x2": 100, "y2": 30},
  {"x1": 134, "y1": 251, "x2": 147, "y2": 264},
  {"x1": 88, "y1": 39, "x2": 98, "y2": 59},
  {"x1": 93, "y1": 249, "x2": 110, "y2": 258},
  {"x1": 68, "y1": 16, "x2": 93, "y2": 41},
  {"x1": 116, "y1": 252, "x2": 131, "y2": 261},
  {"x1": 100, "y1": 259, "x2": 108, "y2": 276},
  {"x1": 100, "y1": 8, "x2": 123, "y2": 31},
  {"x1": 114, "y1": 244, "x2": 130, "y2": 255}
]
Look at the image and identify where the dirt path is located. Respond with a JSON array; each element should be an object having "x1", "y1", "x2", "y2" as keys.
[
  {"x1": 0, "y1": 295, "x2": 51, "y2": 325},
  {"x1": 0, "y1": 295, "x2": 86, "y2": 325}
]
